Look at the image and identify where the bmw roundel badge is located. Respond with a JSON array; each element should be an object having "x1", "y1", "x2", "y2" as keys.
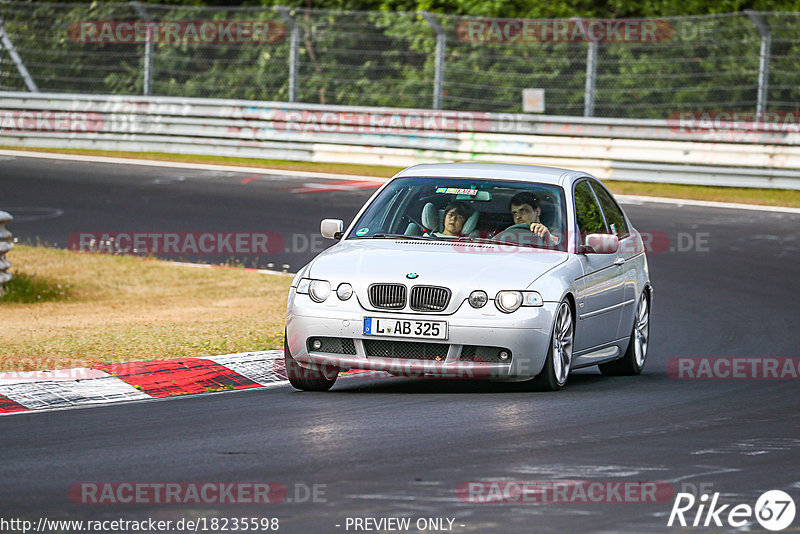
[{"x1": 406, "y1": 273, "x2": 419, "y2": 279}]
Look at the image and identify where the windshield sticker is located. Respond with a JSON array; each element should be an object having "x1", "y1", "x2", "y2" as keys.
[
  {"x1": 435, "y1": 187, "x2": 478, "y2": 196},
  {"x1": 356, "y1": 227, "x2": 370, "y2": 236}
]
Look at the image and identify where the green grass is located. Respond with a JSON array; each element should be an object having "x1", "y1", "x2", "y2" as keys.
[
  {"x1": 0, "y1": 245, "x2": 291, "y2": 371},
  {"x1": 1, "y1": 271, "x2": 73, "y2": 304},
  {"x1": 608, "y1": 181, "x2": 800, "y2": 208}
]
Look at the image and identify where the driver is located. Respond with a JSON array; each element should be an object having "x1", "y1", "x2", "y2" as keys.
[{"x1": 509, "y1": 192, "x2": 560, "y2": 246}]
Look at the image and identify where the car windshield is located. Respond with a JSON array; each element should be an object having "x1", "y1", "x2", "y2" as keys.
[{"x1": 346, "y1": 177, "x2": 567, "y2": 250}]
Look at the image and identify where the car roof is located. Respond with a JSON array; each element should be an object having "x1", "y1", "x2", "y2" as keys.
[{"x1": 393, "y1": 162, "x2": 589, "y2": 186}]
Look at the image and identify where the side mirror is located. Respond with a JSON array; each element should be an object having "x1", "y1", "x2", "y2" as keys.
[
  {"x1": 583, "y1": 233, "x2": 619, "y2": 254},
  {"x1": 320, "y1": 219, "x2": 344, "y2": 239}
]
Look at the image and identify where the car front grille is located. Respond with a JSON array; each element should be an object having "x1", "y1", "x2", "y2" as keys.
[
  {"x1": 460, "y1": 345, "x2": 512, "y2": 363},
  {"x1": 307, "y1": 337, "x2": 356, "y2": 355},
  {"x1": 363, "y1": 339, "x2": 448, "y2": 361},
  {"x1": 368, "y1": 283, "x2": 406, "y2": 309},
  {"x1": 409, "y1": 285, "x2": 451, "y2": 312}
]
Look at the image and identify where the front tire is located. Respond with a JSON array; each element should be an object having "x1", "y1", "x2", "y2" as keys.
[
  {"x1": 530, "y1": 300, "x2": 574, "y2": 391},
  {"x1": 599, "y1": 291, "x2": 650, "y2": 376},
  {"x1": 284, "y1": 335, "x2": 339, "y2": 391}
]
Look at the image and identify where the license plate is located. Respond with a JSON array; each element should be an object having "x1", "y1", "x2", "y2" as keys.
[{"x1": 363, "y1": 317, "x2": 448, "y2": 340}]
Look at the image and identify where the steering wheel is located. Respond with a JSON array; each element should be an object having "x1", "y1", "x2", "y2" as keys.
[
  {"x1": 492, "y1": 226, "x2": 546, "y2": 246},
  {"x1": 487, "y1": 223, "x2": 528, "y2": 239}
]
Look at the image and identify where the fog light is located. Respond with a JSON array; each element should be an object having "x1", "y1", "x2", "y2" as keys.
[
  {"x1": 498, "y1": 350, "x2": 510, "y2": 361},
  {"x1": 312, "y1": 339, "x2": 322, "y2": 350},
  {"x1": 468, "y1": 290, "x2": 488, "y2": 308},
  {"x1": 337, "y1": 283, "x2": 353, "y2": 300}
]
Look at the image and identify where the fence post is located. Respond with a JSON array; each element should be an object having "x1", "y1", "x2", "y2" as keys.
[
  {"x1": 0, "y1": 18, "x2": 39, "y2": 92},
  {"x1": 584, "y1": 40, "x2": 598, "y2": 117},
  {"x1": 570, "y1": 18, "x2": 598, "y2": 118},
  {"x1": 0, "y1": 211, "x2": 13, "y2": 296},
  {"x1": 131, "y1": 2, "x2": 153, "y2": 96},
  {"x1": 746, "y1": 10, "x2": 771, "y2": 118},
  {"x1": 276, "y1": 7, "x2": 299, "y2": 103},
  {"x1": 421, "y1": 11, "x2": 445, "y2": 110}
]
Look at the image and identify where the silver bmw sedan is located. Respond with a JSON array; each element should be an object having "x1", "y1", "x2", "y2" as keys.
[{"x1": 285, "y1": 162, "x2": 652, "y2": 391}]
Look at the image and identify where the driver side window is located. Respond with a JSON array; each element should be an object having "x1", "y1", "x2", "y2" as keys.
[{"x1": 574, "y1": 181, "x2": 607, "y2": 239}]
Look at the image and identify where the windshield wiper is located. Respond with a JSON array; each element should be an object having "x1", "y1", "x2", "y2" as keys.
[
  {"x1": 455, "y1": 235, "x2": 544, "y2": 249},
  {"x1": 454, "y1": 235, "x2": 516, "y2": 246},
  {"x1": 370, "y1": 233, "x2": 434, "y2": 240}
]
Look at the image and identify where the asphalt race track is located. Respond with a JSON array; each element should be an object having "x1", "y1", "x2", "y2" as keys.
[
  {"x1": 2, "y1": 154, "x2": 800, "y2": 533},
  {"x1": 0, "y1": 154, "x2": 372, "y2": 271}
]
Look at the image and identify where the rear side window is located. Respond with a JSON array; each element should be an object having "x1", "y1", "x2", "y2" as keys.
[
  {"x1": 591, "y1": 184, "x2": 630, "y2": 239},
  {"x1": 574, "y1": 180, "x2": 607, "y2": 238}
]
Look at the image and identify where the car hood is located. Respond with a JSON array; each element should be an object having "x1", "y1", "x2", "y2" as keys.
[{"x1": 307, "y1": 239, "x2": 568, "y2": 311}]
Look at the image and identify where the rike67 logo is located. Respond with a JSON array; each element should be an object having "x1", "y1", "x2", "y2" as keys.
[{"x1": 668, "y1": 490, "x2": 796, "y2": 531}]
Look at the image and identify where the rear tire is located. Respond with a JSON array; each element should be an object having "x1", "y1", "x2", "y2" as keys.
[
  {"x1": 284, "y1": 335, "x2": 339, "y2": 391},
  {"x1": 599, "y1": 291, "x2": 650, "y2": 376},
  {"x1": 530, "y1": 300, "x2": 574, "y2": 391}
]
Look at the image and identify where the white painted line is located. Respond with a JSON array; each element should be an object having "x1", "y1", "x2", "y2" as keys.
[
  {"x1": 254, "y1": 269, "x2": 294, "y2": 277},
  {"x1": 168, "y1": 260, "x2": 294, "y2": 276},
  {"x1": 0, "y1": 149, "x2": 388, "y2": 183},
  {"x1": 615, "y1": 194, "x2": 800, "y2": 214}
]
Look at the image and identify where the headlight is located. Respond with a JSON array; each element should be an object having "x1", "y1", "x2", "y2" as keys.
[
  {"x1": 468, "y1": 290, "x2": 488, "y2": 308},
  {"x1": 495, "y1": 291, "x2": 523, "y2": 313},
  {"x1": 309, "y1": 280, "x2": 331, "y2": 302},
  {"x1": 296, "y1": 278, "x2": 331, "y2": 302},
  {"x1": 495, "y1": 290, "x2": 543, "y2": 313},
  {"x1": 336, "y1": 283, "x2": 353, "y2": 300}
]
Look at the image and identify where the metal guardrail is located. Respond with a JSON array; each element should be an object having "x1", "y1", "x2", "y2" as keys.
[
  {"x1": 1, "y1": 92, "x2": 799, "y2": 189},
  {"x1": 0, "y1": 211, "x2": 13, "y2": 296}
]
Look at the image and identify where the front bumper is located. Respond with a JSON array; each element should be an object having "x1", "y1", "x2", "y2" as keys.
[{"x1": 286, "y1": 289, "x2": 557, "y2": 379}]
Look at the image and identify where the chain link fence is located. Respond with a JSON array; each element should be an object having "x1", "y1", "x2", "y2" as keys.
[{"x1": 1, "y1": 2, "x2": 799, "y2": 118}]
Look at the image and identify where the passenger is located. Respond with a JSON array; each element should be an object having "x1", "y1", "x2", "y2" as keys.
[
  {"x1": 434, "y1": 201, "x2": 473, "y2": 238},
  {"x1": 508, "y1": 192, "x2": 560, "y2": 246}
]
